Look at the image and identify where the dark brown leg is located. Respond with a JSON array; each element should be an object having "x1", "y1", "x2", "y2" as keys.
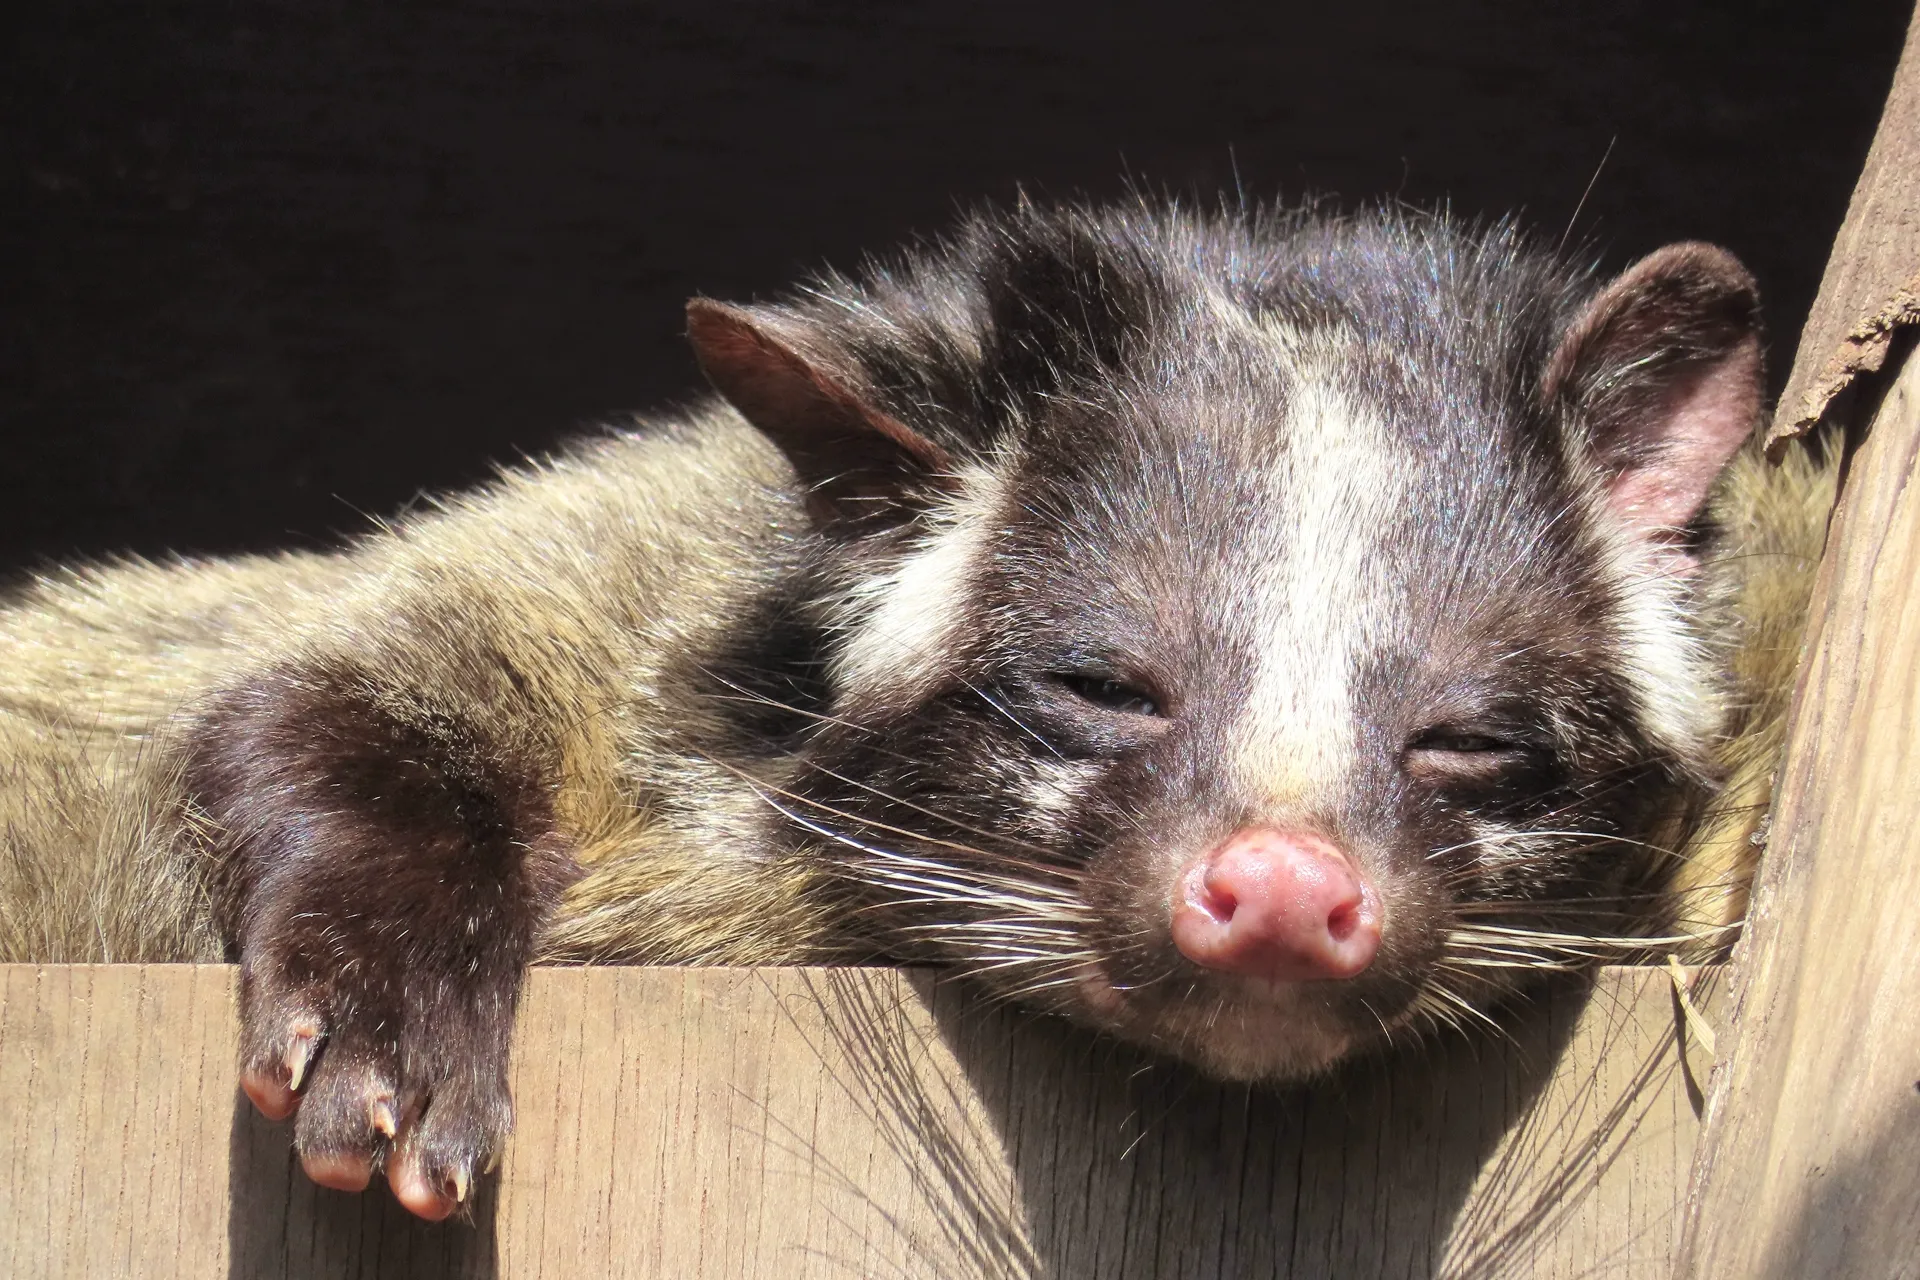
[{"x1": 188, "y1": 661, "x2": 578, "y2": 1220}]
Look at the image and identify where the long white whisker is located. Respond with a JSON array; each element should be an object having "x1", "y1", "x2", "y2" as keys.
[{"x1": 711, "y1": 759, "x2": 1088, "y2": 896}]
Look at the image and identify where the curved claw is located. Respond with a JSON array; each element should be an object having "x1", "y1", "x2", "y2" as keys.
[{"x1": 284, "y1": 1021, "x2": 322, "y2": 1092}]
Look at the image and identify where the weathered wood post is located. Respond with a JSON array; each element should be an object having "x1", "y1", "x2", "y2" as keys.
[
  {"x1": 2, "y1": 963, "x2": 1708, "y2": 1278},
  {"x1": 1676, "y1": 10, "x2": 1920, "y2": 1277}
]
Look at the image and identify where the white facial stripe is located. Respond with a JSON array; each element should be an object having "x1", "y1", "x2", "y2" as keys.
[
  {"x1": 1553, "y1": 419, "x2": 1719, "y2": 765},
  {"x1": 829, "y1": 463, "x2": 1007, "y2": 710},
  {"x1": 1592, "y1": 523, "x2": 1717, "y2": 763},
  {"x1": 1233, "y1": 336, "x2": 1407, "y2": 808}
]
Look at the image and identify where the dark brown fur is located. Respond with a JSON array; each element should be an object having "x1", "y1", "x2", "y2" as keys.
[{"x1": 191, "y1": 657, "x2": 578, "y2": 1176}]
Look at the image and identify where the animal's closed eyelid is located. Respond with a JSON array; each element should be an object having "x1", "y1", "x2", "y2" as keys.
[
  {"x1": 1050, "y1": 671, "x2": 1164, "y2": 717},
  {"x1": 1405, "y1": 729, "x2": 1527, "y2": 755}
]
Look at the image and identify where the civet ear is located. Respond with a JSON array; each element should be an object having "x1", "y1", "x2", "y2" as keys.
[
  {"x1": 686, "y1": 298, "x2": 955, "y2": 529},
  {"x1": 1542, "y1": 243, "x2": 1764, "y2": 561}
]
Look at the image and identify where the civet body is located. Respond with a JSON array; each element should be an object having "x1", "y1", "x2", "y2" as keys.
[{"x1": 0, "y1": 203, "x2": 1832, "y2": 1218}]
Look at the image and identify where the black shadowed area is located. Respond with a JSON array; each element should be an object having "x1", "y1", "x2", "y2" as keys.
[{"x1": 0, "y1": 1, "x2": 1904, "y2": 571}]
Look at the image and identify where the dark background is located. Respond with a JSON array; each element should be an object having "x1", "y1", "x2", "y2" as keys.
[{"x1": 1, "y1": 1, "x2": 1909, "y2": 572}]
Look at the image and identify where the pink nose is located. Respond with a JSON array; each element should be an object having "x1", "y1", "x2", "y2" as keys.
[{"x1": 1170, "y1": 829, "x2": 1382, "y2": 982}]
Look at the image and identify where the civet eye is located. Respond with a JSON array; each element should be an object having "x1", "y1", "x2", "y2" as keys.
[
  {"x1": 1408, "y1": 728, "x2": 1512, "y2": 754},
  {"x1": 1053, "y1": 673, "x2": 1161, "y2": 717},
  {"x1": 1403, "y1": 725, "x2": 1551, "y2": 783}
]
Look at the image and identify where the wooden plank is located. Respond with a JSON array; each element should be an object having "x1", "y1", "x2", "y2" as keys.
[
  {"x1": 1, "y1": 963, "x2": 1713, "y2": 1278},
  {"x1": 1677, "y1": 12, "x2": 1920, "y2": 1268},
  {"x1": 1677, "y1": 14, "x2": 1920, "y2": 1274},
  {"x1": 1676, "y1": 345, "x2": 1920, "y2": 1274}
]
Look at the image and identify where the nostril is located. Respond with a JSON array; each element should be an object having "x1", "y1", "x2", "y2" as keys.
[
  {"x1": 1184, "y1": 859, "x2": 1238, "y2": 924},
  {"x1": 1325, "y1": 900, "x2": 1358, "y2": 943}
]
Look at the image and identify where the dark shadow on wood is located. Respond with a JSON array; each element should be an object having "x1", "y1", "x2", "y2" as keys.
[
  {"x1": 1440, "y1": 973, "x2": 1699, "y2": 1280},
  {"x1": 226, "y1": 1091, "x2": 500, "y2": 1280},
  {"x1": 777, "y1": 969, "x2": 1608, "y2": 1279},
  {"x1": 945, "y1": 978, "x2": 1589, "y2": 1280},
  {"x1": 1752, "y1": 1116, "x2": 1920, "y2": 1280}
]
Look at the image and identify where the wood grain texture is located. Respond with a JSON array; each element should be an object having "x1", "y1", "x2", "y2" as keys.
[
  {"x1": 1678, "y1": 341, "x2": 1920, "y2": 1277},
  {"x1": 0, "y1": 963, "x2": 1712, "y2": 1279}
]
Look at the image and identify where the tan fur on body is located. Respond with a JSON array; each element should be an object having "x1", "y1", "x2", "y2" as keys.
[
  {"x1": 1669, "y1": 435, "x2": 1838, "y2": 939},
  {"x1": 0, "y1": 410, "x2": 835, "y2": 966},
  {"x1": 0, "y1": 408, "x2": 1834, "y2": 967}
]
